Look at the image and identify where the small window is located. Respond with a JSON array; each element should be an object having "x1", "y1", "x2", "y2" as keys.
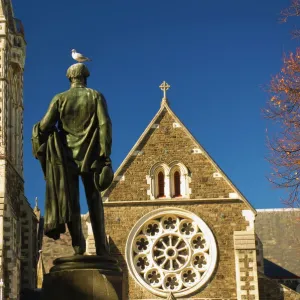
[
  {"x1": 148, "y1": 162, "x2": 190, "y2": 200},
  {"x1": 174, "y1": 171, "x2": 181, "y2": 197},
  {"x1": 158, "y1": 171, "x2": 165, "y2": 197}
]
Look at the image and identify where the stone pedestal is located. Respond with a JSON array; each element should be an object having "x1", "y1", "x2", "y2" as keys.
[{"x1": 41, "y1": 255, "x2": 122, "y2": 300}]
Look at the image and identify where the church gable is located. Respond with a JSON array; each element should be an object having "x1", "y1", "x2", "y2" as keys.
[{"x1": 104, "y1": 101, "x2": 253, "y2": 211}]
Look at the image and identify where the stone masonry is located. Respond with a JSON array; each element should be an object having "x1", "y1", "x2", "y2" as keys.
[
  {"x1": 102, "y1": 99, "x2": 258, "y2": 299},
  {"x1": 0, "y1": 1, "x2": 37, "y2": 299},
  {"x1": 234, "y1": 231, "x2": 259, "y2": 300},
  {"x1": 104, "y1": 202, "x2": 250, "y2": 299},
  {"x1": 104, "y1": 107, "x2": 236, "y2": 202},
  {"x1": 39, "y1": 93, "x2": 300, "y2": 299}
]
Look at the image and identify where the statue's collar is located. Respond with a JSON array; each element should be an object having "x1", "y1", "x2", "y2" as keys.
[{"x1": 70, "y1": 82, "x2": 86, "y2": 88}]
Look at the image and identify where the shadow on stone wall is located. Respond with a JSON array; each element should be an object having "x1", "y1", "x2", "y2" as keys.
[{"x1": 108, "y1": 236, "x2": 128, "y2": 299}]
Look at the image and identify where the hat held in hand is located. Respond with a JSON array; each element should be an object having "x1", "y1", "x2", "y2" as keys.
[{"x1": 93, "y1": 164, "x2": 114, "y2": 192}]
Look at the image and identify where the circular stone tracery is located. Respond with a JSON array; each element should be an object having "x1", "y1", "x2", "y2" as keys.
[
  {"x1": 152, "y1": 233, "x2": 190, "y2": 272},
  {"x1": 126, "y1": 208, "x2": 217, "y2": 298}
]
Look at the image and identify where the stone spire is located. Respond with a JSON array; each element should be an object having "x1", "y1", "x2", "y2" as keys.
[{"x1": 33, "y1": 197, "x2": 41, "y2": 221}]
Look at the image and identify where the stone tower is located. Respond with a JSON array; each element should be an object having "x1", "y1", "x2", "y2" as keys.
[{"x1": 0, "y1": 1, "x2": 37, "y2": 299}]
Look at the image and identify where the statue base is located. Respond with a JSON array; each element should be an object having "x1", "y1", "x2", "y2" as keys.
[{"x1": 41, "y1": 255, "x2": 122, "y2": 300}]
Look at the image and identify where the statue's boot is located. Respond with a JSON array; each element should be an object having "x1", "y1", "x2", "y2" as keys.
[{"x1": 67, "y1": 218, "x2": 86, "y2": 255}]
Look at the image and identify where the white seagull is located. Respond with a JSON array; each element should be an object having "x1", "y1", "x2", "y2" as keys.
[{"x1": 71, "y1": 49, "x2": 92, "y2": 62}]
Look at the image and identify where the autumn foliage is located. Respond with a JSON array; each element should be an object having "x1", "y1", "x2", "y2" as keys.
[
  {"x1": 264, "y1": 1, "x2": 300, "y2": 208},
  {"x1": 265, "y1": 49, "x2": 300, "y2": 208}
]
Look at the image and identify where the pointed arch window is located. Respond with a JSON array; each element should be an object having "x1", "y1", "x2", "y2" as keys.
[
  {"x1": 170, "y1": 162, "x2": 191, "y2": 199},
  {"x1": 148, "y1": 162, "x2": 191, "y2": 200},
  {"x1": 157, "y1": 171, "x2": 165, "y2": 197},
  {"x1": 173, "y1": 171, "x2": 181, "y2": 197}
]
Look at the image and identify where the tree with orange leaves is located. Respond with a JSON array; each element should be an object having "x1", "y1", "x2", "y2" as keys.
[
  {"x1": 266, "y1": 49, "x2": 300, "y2": 208},
  {"x1": 265, "y1": 1, "x2": 300, "y2": 208}
]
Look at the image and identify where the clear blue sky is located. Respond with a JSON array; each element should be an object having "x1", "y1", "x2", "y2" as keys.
[{"x1": 13, "y1": 0, "x2": 299, "y2": 212}]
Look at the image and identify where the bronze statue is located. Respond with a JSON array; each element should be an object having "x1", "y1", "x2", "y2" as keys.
[{"x1": 32, "y1": 63, "x2": 113, "y2": 256}]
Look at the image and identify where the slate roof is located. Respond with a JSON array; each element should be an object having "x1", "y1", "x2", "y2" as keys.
[{"x1": 255, "y1": 209, "x2": 300, "y2": 279}]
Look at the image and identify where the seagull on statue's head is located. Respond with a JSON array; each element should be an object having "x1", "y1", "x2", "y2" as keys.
[{"x1": 71, "y1": 49, "x2": 92, "y2": 62}]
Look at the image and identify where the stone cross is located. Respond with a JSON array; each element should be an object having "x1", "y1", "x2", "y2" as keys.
[{"x1": 159, "y1": 81, "x2": 170, "y2": 100}]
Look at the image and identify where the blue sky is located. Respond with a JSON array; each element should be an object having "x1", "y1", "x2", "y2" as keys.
[{"x1": 13, "y1": 0, "x2": 299, "y2": 212}]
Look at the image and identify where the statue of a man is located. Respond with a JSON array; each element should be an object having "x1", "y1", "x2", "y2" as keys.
[{"x1": 32, "y1": 63, "x2": 113, "y2": 256}]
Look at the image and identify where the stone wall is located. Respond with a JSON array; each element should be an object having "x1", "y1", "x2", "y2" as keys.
[
  {"x1": 105, "y1": 108, "x2": 235, "y2": 202},
  {"x1": 2, "y1": 162, "x2": 23, "y2": 299},
  {"x1": 104, "y1": 201, "x2": 249, "y2": 299},
  {"x1": 20, "y1": 196, "x2": 38, "y2": 291},
  {"x1": 234, "y1": 231, "x2": 259, "y2": 300}
]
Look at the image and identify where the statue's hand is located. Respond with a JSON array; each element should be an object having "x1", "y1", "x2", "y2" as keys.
[
  {"x1": 91, "y1": 157, "x2": 111, "y2": 172},
  {"x1": 104, "y1": 157, "x2": 112, "y2": 166},
  {"x1": 91, "y1": 160, "x2": 105, "y2": 172}
]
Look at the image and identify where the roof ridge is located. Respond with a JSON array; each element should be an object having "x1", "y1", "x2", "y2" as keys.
[{"x1": 257, "y1": 208, "x2": 300, "y2": 212}]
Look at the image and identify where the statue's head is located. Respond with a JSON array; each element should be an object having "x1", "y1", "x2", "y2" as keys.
[{"x1": 66, "y1": 63, "x2": 90, "y2": 86}]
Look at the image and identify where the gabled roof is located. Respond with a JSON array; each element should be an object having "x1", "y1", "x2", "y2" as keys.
[{"x1": 104, "y1": 98, "x2": 256, "y2": 213}]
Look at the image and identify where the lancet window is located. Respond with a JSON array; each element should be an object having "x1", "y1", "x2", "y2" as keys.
[
  {"x1": 157, "y1": 171, "x2": 165, "y2": 197},
  {"x1": 148, "y1": 162, "x2": 190, "y2": 200},
  {"x1": 173, "y1": 170, "x2": 181, "y2": 197}
]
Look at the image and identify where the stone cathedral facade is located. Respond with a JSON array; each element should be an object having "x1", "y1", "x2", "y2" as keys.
[
  {"x1": 2, "y1": 1, "x2": 298, "y2": 300},
  {"x1": 100, "y1": 93, "x2": 299, "y2": 300},
  {"x1": 0, "y1": 1, "x2": 37, "y2": 299},
  {"x1": 40, "y1": 85, "x2": 300, "y2": 299}
]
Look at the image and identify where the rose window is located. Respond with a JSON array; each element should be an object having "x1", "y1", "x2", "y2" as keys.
[{"x1": 126, "y1": 208, "x2": 217, "y2": 298}]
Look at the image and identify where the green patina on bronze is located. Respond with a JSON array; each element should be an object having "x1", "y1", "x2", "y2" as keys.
[{"x1": 32, "y1": 63, "x2": 113, "y2": 256}]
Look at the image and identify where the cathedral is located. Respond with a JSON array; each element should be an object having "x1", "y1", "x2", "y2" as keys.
[
  {"x1": 39, "y1": 84, "x2": 300, "y2": 299},
  {"x1": 0, "y1": 1, "x2": 299, "y2": 299}
]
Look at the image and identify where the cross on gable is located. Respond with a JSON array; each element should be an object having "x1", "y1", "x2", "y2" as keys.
[{"x1": 159, "y1": 81, "x2": 170, "y2": 100}]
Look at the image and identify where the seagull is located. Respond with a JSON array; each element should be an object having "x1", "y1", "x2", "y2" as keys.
[{"x1": 71, "y1": 49, "x2": 92, "y2": 62}]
